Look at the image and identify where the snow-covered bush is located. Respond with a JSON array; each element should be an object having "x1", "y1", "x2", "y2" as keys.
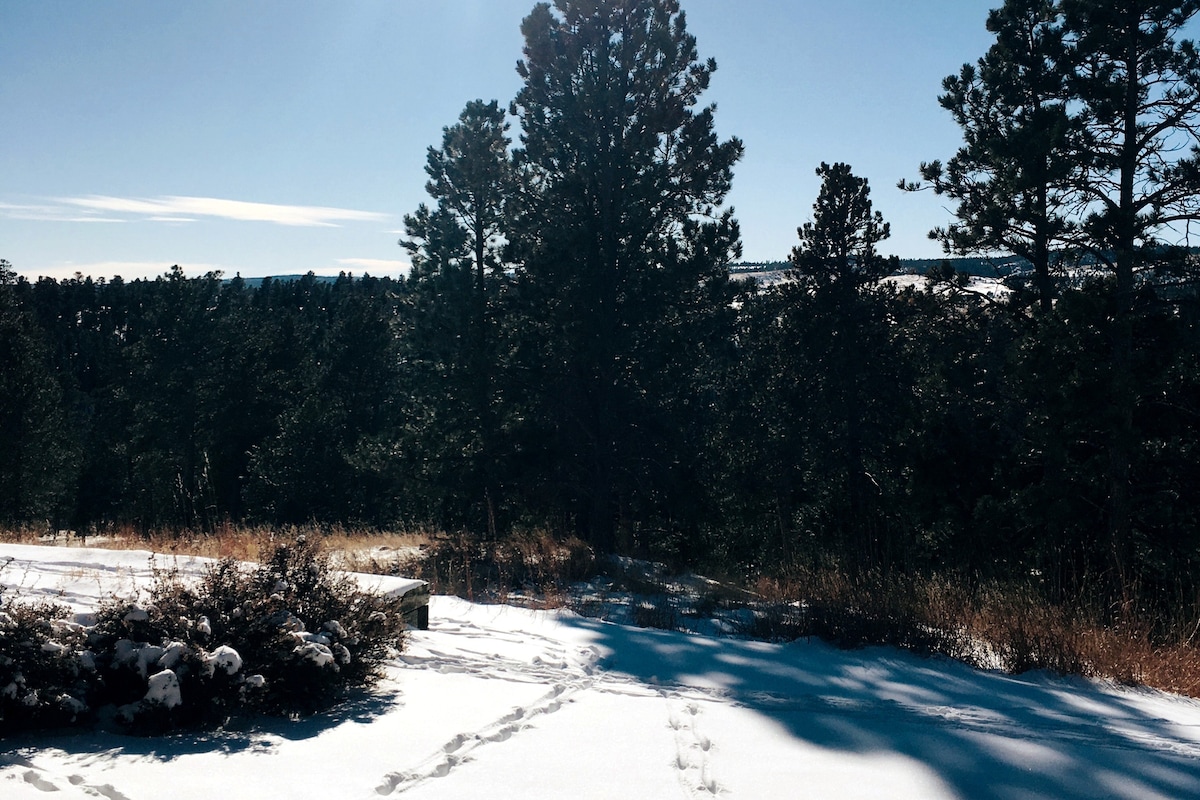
[
  {"x1": 0, "y1": 539, "x2": 405, "y2": 735},
  {"x1": 0, "y1": 595, "x2": 93, "y2": 735},
  {"x1": 230, "y1": 538, "x2": 407, "y2": 716},
  {"x1": 89, "y1": 538, "x2": 407, "y2": 731},
  {"x1": 85, "y1": 611, "x2": 253, "y2": 733}
]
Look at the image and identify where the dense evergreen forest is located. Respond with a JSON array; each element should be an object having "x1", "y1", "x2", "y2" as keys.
[{"x1": 5, "y1": 0, "x2": 1200, "y2": 619}]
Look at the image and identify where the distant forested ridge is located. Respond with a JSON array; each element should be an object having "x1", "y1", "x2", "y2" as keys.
[{"x1": 6, "y1": 0, "x2": 1200, "y2": 622}]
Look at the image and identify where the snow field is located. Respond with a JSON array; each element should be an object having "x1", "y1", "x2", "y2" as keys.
[{"x1": 6, "y1": 546, "x2": 1200, "y2": 799}]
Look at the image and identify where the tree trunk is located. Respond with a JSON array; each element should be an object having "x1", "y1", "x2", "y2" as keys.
[{"x1": 1105, "y1": 12, "x2": 1141, "y2": 605}]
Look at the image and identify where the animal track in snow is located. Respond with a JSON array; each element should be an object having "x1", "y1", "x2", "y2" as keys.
[
  {"x1": 376, "y1": 681, "x2": 579, "y2": 795},
  {"x1": 382, "y1": 610, "x2": 737, "y2": 796},
  {"x1": 16, "y1": 767, "x2": 134, "y2": 800},
  {"x1": 666, "y1": 695, "x2": 723, "y2": 797},
  {"x1": 443, "y1": 733, "x2": 470, "y2": 753}
]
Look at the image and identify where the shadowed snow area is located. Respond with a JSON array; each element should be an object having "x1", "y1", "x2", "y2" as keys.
[{"x1": 5, "y1": 545, "x2": 1200, "y2": 799}]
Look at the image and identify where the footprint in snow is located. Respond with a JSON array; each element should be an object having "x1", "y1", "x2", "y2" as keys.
[
  {"x1": 483, "y1": 725, "x2": 518, "y2": 743},
  {"x1": 23, "y1": 770, "x2": 58, "y2": 792},
  {"x1": 375, "y1": 680, "x2": 581, "y2": 795},
  {"x1": 499, "y1": 706, "x2": 526, "y2": 724},
  {"x1": 444, "y1": 733, "x2": 471, "y2": 753},
  {"x1": 91, "y1": 784, "x2": 135, "y2": 800}
]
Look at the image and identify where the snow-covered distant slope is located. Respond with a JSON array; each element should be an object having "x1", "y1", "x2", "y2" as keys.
[
  {"x1": 5, "y1": 545, "x2": 1200, "y2": 799},
  {"x1": 731, "y1": 267, "x2": 1014, "y2": 299}
]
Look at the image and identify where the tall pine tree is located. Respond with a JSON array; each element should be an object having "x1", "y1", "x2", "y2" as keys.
[
  {"x1": 399, "y1": 99, "x2": 513, "y2": 536},
  {"x1": 904, "y1": 0, "x2": 1076, "y2": 310},
  {"x1": 786, "y1": 165, "x2": 906, "y2": 568},
  {"x1": 1061, "y1": 0, "x2": 1200, "y2": 595},
  {"x1": 913, "y1": 0, "x2": 1200, "y2": 598},
  {"x1": 505, "y1": 0, "x2": 743, "y2": 553}
]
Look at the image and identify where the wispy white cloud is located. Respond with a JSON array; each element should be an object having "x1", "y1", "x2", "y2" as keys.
[
  {"x1": 1, "y1": 195, "x2": 390, "y2": 227},
  {"x1": 0, "y1": 201, "x2": 126, "y2": 223},
  {"x1": 57, "y1": 195, "x2": 392, "y2": 227}
]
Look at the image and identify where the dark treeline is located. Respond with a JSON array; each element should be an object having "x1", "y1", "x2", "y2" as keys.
[
  {"x1": 5, "y1": 0, "x2": 1200, "y2": 617},
  {"x1": 0, "y1": 266, "x2": 403, "y2": 530}
]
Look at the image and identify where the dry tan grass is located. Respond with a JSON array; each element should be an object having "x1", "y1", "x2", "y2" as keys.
[
  {"x1": 0, "y1": 523, "x2": 432, "y2": 565},
  {"x1": 753, "y1": 565, "x2": 1200, "y2": 698},
  {"x1": 396, "y1": 529, "x2": 594, "y2": 603},
  {"x1": 1142, "y1": 641, "x2": 1200, "y2": 697}
]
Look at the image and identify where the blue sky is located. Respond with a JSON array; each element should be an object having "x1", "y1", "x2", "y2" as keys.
[{"x1": 1, "y1": 1, "x2": 998, "y2": 282}]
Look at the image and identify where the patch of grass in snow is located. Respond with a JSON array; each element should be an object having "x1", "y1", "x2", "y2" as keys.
[
  {"x1": 631, "y1": 597, "x2": 679, "y2": 631},
  {"x1": 968, "y1": 584, "x2": 1200, "y2": 695}
]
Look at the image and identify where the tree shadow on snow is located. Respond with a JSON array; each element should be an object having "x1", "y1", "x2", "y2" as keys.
[{"x1": 559, "y1": 614, "x2": 1200, "y2": 800}]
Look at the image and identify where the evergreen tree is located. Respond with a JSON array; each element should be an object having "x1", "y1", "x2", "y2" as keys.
[
  {"x1": 123, "y1": 267, "x2": 224, "y2": 530},
  {"x1": 25, "y1": 273, "x2": 135, "y2": 528},
  {"x1": 911, "y1": 0, "x2": 1200, "y2": 600},
  {"x1": 890, "y1": 283, "x2": 1022, "y2": 578},
  {"x1": 202, "y1": 275, "x2": 297, "y2": 522},
  {"x1": 246, "y1": 274, "x2": 401, "y2": 525},
  {"x1": 399, "y1": 99, "x2": 512, "y2": 536},
  {"x1": 1059, "y1": 0, "x2": 1200, "y2": 594},
  {"x1": 793, "y1": 162, "x2": 895, "y2": 290},
  {"x1": 505, "y1": 0, "x2": 743, "y2": 553},
  {"x1": 905, "y1": 0, "x2": 1076, "y2": 310},
  {"x1": 706, "y1": 285, "x2": 812, "y2": 570},
  {"x1": 784, "y1": 165, "x2": 906, "y2": 567},
  {"x1": 0, "y1": 261, "x2": 78, "y2": 524},
  {"x1": 418, "y1": 99, "x2": 512, "y2": 302}
]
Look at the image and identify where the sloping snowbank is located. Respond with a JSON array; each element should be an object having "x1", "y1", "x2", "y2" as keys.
[{"x1": 5, "y1": 545, "x2": 1200, "y2": 799}]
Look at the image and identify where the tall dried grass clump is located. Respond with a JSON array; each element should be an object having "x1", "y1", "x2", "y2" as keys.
[
  {"x1": 754, "y1": 564, "x2": 1200, "y2": 698},
  {"x1": 746, "y1": 567, "x2": 974, "y2": 658},
  {"x1": 400, "y1": 530, "x2": 595, "y2": 604}
]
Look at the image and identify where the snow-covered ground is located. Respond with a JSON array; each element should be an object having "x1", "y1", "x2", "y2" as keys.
[
  {"x1": 883, "y1": 272, "x2": 1013, "y2": 298},
  {"x1": 5, "y1": 545, "x2": 1200, "y2": 799},
  {"x1": 732, "y1": 267, "x2": 1014, "y2": 299}
]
